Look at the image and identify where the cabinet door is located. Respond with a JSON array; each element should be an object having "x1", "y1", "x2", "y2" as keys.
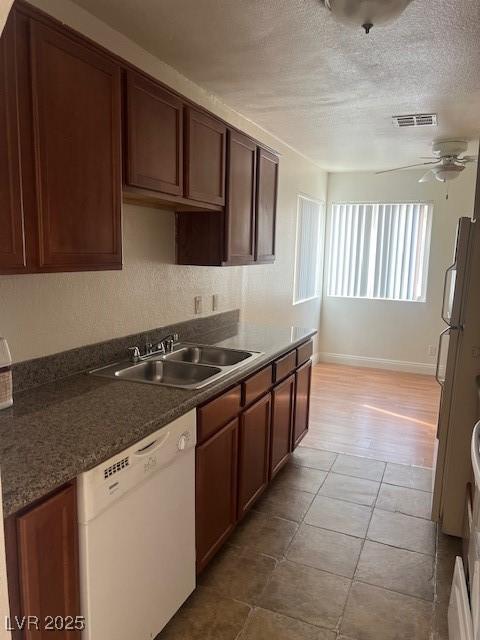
[
  {"x1": 196, "y1": 418, "x2": 238, "y2": 573},
  {"x1": 0, "y1": 15, "x2": 26, "y2": 274},
  {"x1": 270, "y1": 374, "x2": 295, "y2": 479},
  {"x1": 224, "y1": 130, "x2": 256, "y2": 265},
  {"x1": 185, "y1": 107, "x2": 226, "y2": 205},
  {"x1": 293, "y1": 360, "x2": 312, "y2": 449},
  {"x1": 16, "y1": 484, "x2": 80, "y2": 639},
  {"x1": 255, "y1": 147, "x2": 278, "y2": 263},
  {"x1": 30, "y1": 21, "x2": 122, "y2": 271},
  {"x1": 238, "y1": 393, "x2": 271, "y2": 519},
  {"x1": 126, "y1": 71, "x2": 183, "y2": 196}
]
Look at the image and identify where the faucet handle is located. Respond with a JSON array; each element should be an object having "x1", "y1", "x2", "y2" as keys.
[
  {"x1": 173, "y1": 333, "x2": 179, "y2": 342},
  {"x1": 155, "y1": 342, "x2": 166, "y2": 354},
  {"x1": 127, "y1": 346, "x2": 141, "y2": 363}
]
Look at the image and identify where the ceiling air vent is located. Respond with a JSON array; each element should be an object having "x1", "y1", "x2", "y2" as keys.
[{"x1": 392, "y1": 113, "x2": 438, "y2": 128}]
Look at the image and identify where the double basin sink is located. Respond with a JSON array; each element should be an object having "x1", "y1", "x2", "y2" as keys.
[{"x1": 90, "y1": 344, "x2": 262, "y2": 390}]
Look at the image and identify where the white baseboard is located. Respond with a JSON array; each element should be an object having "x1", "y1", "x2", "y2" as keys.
[{"x1": 316, "y1": 351, "x2": 436, "y2": 376}]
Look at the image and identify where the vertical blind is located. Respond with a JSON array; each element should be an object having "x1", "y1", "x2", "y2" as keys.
[
  {"x1": 294, "y1": 196, "x2": 323, "y2": 304},
  {"x1": 327, "y1": 202, "x2": 432, "y2": 302}
]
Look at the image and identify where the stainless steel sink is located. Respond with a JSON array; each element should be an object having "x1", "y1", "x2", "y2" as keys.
[
  {"x1": 116, "y1": 359, "x2": 221, "y2": 386},
  {"x1": 89, "y1": 343, "x2": 262, "y2": 389},
  {"x1": 164, "y1": 345, "x2": 252, "y2": 367}
]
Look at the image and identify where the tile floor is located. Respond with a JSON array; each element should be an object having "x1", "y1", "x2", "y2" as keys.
[{"x1": 157, "y1": 448, "x2": 461, "y2": 640}]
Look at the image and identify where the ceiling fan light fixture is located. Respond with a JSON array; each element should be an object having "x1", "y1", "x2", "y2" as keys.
[
  {"x1": 434, "y1": 164, "x2": 465, "y2": 182},
  {"x1": 323, "y1": 0, "x2": 414, "y2": 33}
]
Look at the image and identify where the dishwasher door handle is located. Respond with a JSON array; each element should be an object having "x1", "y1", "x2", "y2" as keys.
[{"x1": 134, "y1": 430, "x2": 170, "y2": 456}]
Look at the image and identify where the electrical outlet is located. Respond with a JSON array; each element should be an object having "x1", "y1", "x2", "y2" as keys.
[
  {"x1": 212, "y1": 294, "x2": 219, "y2": 312},
  {"x1": 194, "y1": 295, "x2": 202, "y2": 315},
  {"x1": 428, "y1": 344, "x2": 437, "y2": 357}
]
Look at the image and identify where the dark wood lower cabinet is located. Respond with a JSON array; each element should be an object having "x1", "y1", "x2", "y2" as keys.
[
  {"x1": 293, "y1": 360, "x2": 312, "y2": 448},
  {"x1": 5, "y1": 483, "x2": 80, "y2": 639},
  {"x1": 270, "y1": 374, "x2": 295, "y2": 479},
  {"x1": 195, "y1": 346, "x2": 313, "y2": 571},
  {"x1": 195, "y1": 418, "x2": 239, "y2": 573},
  {"x1": 237, "y1": 393, "x2": 271, "y2": 519}
]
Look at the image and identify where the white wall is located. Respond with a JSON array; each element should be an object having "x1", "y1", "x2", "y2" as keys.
[
  {"x1": 319, "y1": 165, "x2": 478, "y2": 373},
  {"x1": 0, "y1": 0, "x2": 13, "y2": 35},
  {"x1": 0, "y1": 0, "x2": 327, "y2": 363},
  {"x1": 242, "y1": 156, "x2": 327, "y2": 342}
]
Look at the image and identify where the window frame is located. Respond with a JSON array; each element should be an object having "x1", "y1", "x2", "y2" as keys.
[
  {"x1": 292, "y1": 194, "x2": 326, "y2": 306},
  {"x1": 326, "y1": 199, "x2": 434, "y2": 304}
]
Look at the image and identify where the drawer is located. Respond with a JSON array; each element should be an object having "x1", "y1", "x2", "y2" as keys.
[
  {"x1": 242, "y1": 365, "x2": 273, "y2": 406},
  {"x1": 198, "y1": 385, "x2": 241, "y2": 443},
  {"x1": 297, "y1": 340, "x2": 313, "y2": 367},
  {"x1": 273, "y1": 350, "x2": 296, "y2": 383}
]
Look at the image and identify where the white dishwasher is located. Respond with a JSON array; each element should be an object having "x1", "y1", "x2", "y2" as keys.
[{"x1": 77, "y1": 410, "x2": 196, "y2": 640}]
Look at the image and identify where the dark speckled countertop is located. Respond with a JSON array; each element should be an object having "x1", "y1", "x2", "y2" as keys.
[{"x1": 0, "y1": 323, "x2": 315, "y2": 517}]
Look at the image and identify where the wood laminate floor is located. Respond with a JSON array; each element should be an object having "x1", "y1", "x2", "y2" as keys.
[{"x1": 302, "y1": 363, "x2": 441, "y2": 468}]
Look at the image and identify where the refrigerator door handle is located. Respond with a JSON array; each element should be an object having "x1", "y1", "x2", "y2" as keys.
[
  {"x1": 441, "y1": 262, "x2": 456, "y2": 325},
  {"x1": 471, "y1": 421, "x2": 480, "y2": 489},
  {"x1": 435, "y1": 326, "x2": 452, "y2": 387}
]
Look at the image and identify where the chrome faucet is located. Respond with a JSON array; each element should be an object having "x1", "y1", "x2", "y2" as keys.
[
  {"x1": 127, "y1": 346, "x2": 141, "y2": 363},
  {"x1": 127, "y1": 333, "x2": 179, "y2": 362},
  {"x1": 159, "y1": 333, "x2": 179, "y2": 353}
]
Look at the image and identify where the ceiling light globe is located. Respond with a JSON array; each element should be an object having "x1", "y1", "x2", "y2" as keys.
[
  {"x1": 324, "y1": 0, "x2": 414, "y2": 31},
  {"x1": 435, "y1": 165, "x2": 465, "y2": 182}
]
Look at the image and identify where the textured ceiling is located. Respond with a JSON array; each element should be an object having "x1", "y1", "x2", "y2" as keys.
[{"x1": 71, "y1": 0, "x2": 480, "y2": 171}]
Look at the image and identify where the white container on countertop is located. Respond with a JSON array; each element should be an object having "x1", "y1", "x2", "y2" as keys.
[{"x1": 0, "y1": 338, "x2": 13, "y2": 410}]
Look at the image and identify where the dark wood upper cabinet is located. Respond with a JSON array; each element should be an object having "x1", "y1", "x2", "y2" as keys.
[
  {"x1": 0, "y1": 3, "x2": 279, "y2": 273},
  {"x1": 0, "y1": 14, "x2": 26, "y2": 274},
  {"x1": 293, "y1": 359, "x2": 312, "y2": 449},
  {"x1": 255, "y1": 147, "x2": 278, "y2": 263},
  {"x1": 224, "y1": 130, "x2": 257, "y2": 265},
  {"x1": 270, "y1": 373, "x2": 295, "y2": 479},
  {"x1": 8, "y1": 483, "x2": 80, "y2": 639},
  {"x1": 30, "y1": 20, "x2": 122, "y2": 271},
  {"x1": 237, "y1": 393, "x2": 271, "y2": 519},
  {"x1": 185, "y1": 107, "x2": 226, "y2": 206},
  {"x1": 196, "y1": 418, "x2": 238, "y2": 574},
  {"x1": 125, "y1": 71, "x2": 183, "y2": 196},
  {"x1": 176, "y1": 135, "x2": 279, "y2": 267}
]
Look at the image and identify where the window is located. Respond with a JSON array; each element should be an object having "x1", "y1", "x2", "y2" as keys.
[
  {"x1": 293, "y1": 195, "x2": 325, "y2": 304},
  {"x1": 327, "y1": 202, "x2": 432, "y2": 302}
]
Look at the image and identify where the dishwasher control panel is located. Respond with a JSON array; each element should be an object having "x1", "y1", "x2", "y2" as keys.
[{"x1": 77, "y1": 410, "x2": 197, "y2": 523}]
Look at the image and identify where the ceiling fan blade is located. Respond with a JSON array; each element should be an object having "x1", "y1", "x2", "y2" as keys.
[
  {"x1": 419, "y1": 169, "x2": 435, "y2": 183},
  {"x1": 460, "y1": 156, "x2": 478, "y2": 163},
  {"x1": 376, "y1": 161, "x2": 439, "y2": 175}
]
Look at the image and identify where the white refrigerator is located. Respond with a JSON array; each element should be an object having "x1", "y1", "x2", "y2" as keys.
[{"x1": 432, "y1": 214, "x2": 480, "y2": 537}]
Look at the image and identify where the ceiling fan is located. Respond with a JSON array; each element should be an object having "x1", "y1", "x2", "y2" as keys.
[{"x1": 376, "y1": 140, "x2": 478, "y2": 183}]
